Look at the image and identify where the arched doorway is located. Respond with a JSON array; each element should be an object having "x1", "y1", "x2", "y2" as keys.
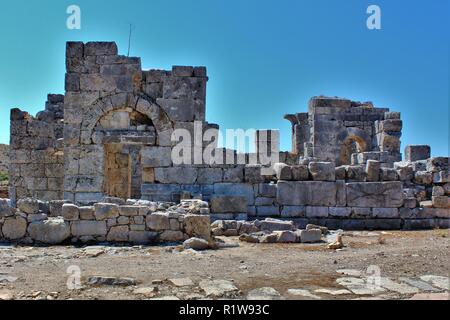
[{"x1": 338, "y1": 127, "x2": 371, "y2": 166}]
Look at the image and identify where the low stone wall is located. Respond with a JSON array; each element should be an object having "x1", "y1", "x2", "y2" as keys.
[{"x1": 0, "y1": 198, "x2": 211, "y2": 245}]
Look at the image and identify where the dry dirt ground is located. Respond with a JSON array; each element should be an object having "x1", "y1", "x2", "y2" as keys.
[{"x1": 0, "y1": 229, "x2": 449, "y2": 300}]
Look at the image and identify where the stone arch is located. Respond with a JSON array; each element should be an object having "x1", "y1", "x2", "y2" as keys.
[
  {"x1": 83, "y1": 93, "x2": 173, "y2": 144},
  {"x1": 337, "y1": 127, "x2": 371, "y2": 165}
]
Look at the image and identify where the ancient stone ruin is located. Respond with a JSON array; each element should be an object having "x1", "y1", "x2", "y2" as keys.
[{"x1": 1, "y1": 41, "x2": 449, "y2": 245}]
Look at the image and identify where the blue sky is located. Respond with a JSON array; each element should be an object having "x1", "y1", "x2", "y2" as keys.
[{"x1": 0, "y1": 0, "x2": 448, "y2": 156}]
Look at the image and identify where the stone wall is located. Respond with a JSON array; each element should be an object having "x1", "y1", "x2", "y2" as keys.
[
  {"x1": 0, "y1": 198, "x2": 211, "y2": 245},
  {"x1": 9, "y1": 95, "x2": 65, "y2": 204}
]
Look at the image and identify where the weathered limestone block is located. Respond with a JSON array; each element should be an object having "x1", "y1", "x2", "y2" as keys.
[
  {"x1": 244, "y1": 165, "x2": 265, "y2": 183},
  {"x1": 117, "y1": 216, "x2": 130, "y2": 225},
  {"x1": 197, "y1": 168, "x2": 223, "y2": 184},
  {"x1": 0, "y1": 199, "x2": 14, "y2": 218},
  {"x1": 350, "y1": 207, "x2": 372, "y2": 218},
  {"x1": 346, "y1": 166, "x2": 366, "y2": 181},
  {"x1": 380, "y1": 168, "x2": 399, "y2": 181},
  {"x1": 426, "y1": 157, "x2": 449, "y2": 172},
  {"x1": 118, "y1": 206, "x2": 141, "y2": 217},
  {"x1": 308, "y1": 162, "x2": 335, "y2": 181},
  {"x1": 107, "y1": 226, "x2": 129, "y2": 242},
  {"x1": 258, "y1": 183, "x2": 277, "y2": 197},
  {"x1": 256, "y1": 206, "x2": 280, "y2": 216},
  {"x1": 273, "y1": 163, "x2": 292, "y2": 180},
  {"x1": 379, "y1": 133, "x2": 400, "y2": 153},
  {"x1": 94, "y1": 203, "x2": 119, "y2": 220},
  {"x1": 184, "y1": 214, "x2": 211, "y2": 240},
  {"x1": 274, "y1": 230, "x2": 297, "y2": 243},
  {"x1": 17, "y1": 198, "x2": 39, "y2": 214},
  {"x1": 146, "y1": 212, "x2": 170, "y2": 230},
  {"x1": 346, "y1": 182, "x2": 404, "y2": 208},
  {"x1": 432, "y1": 196, "x2": 450, "y2": 209},
  {"x1": 280, "y1": 206, "x2": 306, "y2": 218},
  {"x1": 379, "y1": 119, "x2": 402, "y2": 132},
  {"x1": 140, "y1": 147, "x2": 172, "y2": 167},
  {"x1": 62, "y1": 204, "x2": 79, "y2": 221},
  {"x1": 2, "y1": 216, "x2": 27, "y2": 240},
  {"x1": 372, "y1": 208, "x2": 399, "y2": 218},
  {"x1": 395, "y1": 163, "x2": 414, "y2": 181},
  {"x1": 306, "y1": 206, "x2": 329, "y2": 218},
  {"x1": 432, "y1": 186, "x2": 445, "y2": 197},
  {"x1": 277, "y1": 181, "x2": 337, "y2": 206},
  {"x1": 291, "y1": 165, "x2": 309, "y2": 181},
  {"x1": 414, "y1": 171, "x2": 433, "y2": 185},
  {"x1": 27, "y1": 213, "x2": 48, "y2": 223},
  {"x1": 405, "y1": 145, "x2": 430, "y2": 162},
  {"x1": 223, "y1": 167, "x2": 244, "y2": 183},
  {"x1": 258, "y1": 218, "x2": 295, "y2": 232},
  {"x1": 156, "y1": 98, "x2": 201, "y2": 122},
  {"x1": 154, "y1": 167, "x2": 198, "y2": 184},
  {"x1": 213, "y1": 183, "x2": 255, "y2": 205},
  {"x1": 335, "y1": 166, "x2": 346, "y2": 180},
  {"x1": 255, "y1": 197, "x2": 274, "y2": 206},
  {"x1": 329, "y1": 207, "x2": 352, "y2": 217},
  {"x1": 79, "y1": 206, "x2": 95, "y2": 220},
  {"x1": 365, "y1": 160, "x2": 380, "y2": 182},
  {"x1": 444, "y1": 183, "x2": 450, "y2": 195},
  {"x1": 28, "y1": 218, "x2": 71, "y2": 244},
  {"x1": 299, "y1": 229, "x2": 322, "y2": 243},
  {"x1": 336, "y1": 180, "x2": 347, "y2": 207},
  {"x1": 71, "y1": 220, "x2": 107, "y2": 236},
  {"x1": 433, "y1": 171, "x2": 450, "y2": 184},
  {"x1": 172, "y1": 66, "x2": 194, "y2": 77},
  {"x1": 210, "y1": 195, "x2": 247, "y2": 213},
  {"x1": 84, "y1": 42, "x2": 118, "y2": 56}
]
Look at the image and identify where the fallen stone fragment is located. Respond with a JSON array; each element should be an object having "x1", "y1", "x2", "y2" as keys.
[
  {"x1": 169, "y1": 278, "x2": 194, "y2": 287},
  {"x1": 314, "y1": 288, "x2": 352, "y2": 295},
  {"x1": 399, "y1": 277, "x2": 441, "y2": 292},
  {"x1": 183, "y1": 237, "x2": 210, "y2": 251},
  {"x1": 247, "y1": 287, "x2": 281, "y2": 300},
  {"x1": 239, "y1": 233, "x2": 260, "y2": 243},
  {"x1": 287, "y1": 289, "x2": 321, "y2": 299},
  {"x1": 420, "y1": 275, "x2": 450, "y2": 291},
  {"x1": 133, "y1": 287, "x2": 158, "y2": 298},
  {"x1": 327, "y1": 234, "x2": 344, "y2": 250},
  {"x1": 306, "y1": 224, "x2": 328, "y2": 235},
  {"x1": 87, "y1": 276, "x2": 136, "y2": 286},
  {"x1": 199, "y1": 279, "x2": 239, "y2": 298},
  {"x1": 379, "y1": 277, "x2": 419, "y2": 294},
  {"x1": 336, "y1": 277, "x2": 386, "y2": 295}
]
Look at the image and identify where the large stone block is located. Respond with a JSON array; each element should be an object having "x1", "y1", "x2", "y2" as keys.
[
  {"x1": 17, "y1": 198, "x2": 39, "y2": 214},
  {"x1": 280, "y1": 206, "x2": 306, "y2": 218},
  {"x1": 372, "y1": 208, "x2": 399, "y2": 218},
  {"x1": 154, "y1": 167, "x2": 198, "y2": 184},
  {"x1": 346, "y1": 182, "x2": 404, "y2": 208},
  {"x1": 258, "y1": 218, "x2": 295, "y2": 232},
  {"x1": 256, "y1": 206, "x2": 280, "y2": 216},
  {"x1": 291, "y1": 165, "x2": 309, "y2": 181},
  {"x1": 62, "y1": 204, "x2": 79, "y2": 221},
  {"x1": 146, "y1": 212, "x2": 170, "y2": 230},
  {"x1": 308, "y1": 162, "x2": 335, "y2": 181},
  {"x1": 404, "y1": 145, "x2": 430, "y2": 162},
  {"x1": 273, "y1": 163, "x2": 292, "y2": 180},
  {"x1": 94, "y1": 203, "x2": 119, "y2": 220},
  {"x1": 306, "y1": 206, "x2": 329, "y2": 218},
  {"x1": 107, "y1": 226, "x2": 129, "y2": 242},
  {"x1": 277, "y1": 181, "x2": 337, "y2": 206},
  {"x1": 129, "y1": 231, "x2": 158, "y2": 244},
  {"x1": 197, "y1": 168, "x2": 223, "y2": 184},
  {"x1": 140, "y1": 147, "x2": 172, "y2": 167},
  {"x1": 2, "y1": 217, "x2": 27, "y2": 240},
  {"x1": 432, "y1": 196, "x2": 450, "y2": 209},
  {"x1": 213, "y1": 183, "x2": 255, "y2": 205},
  {"x1": 184, "y1": 214, "x2": 211, "y2": 241},
  {"x1": 210, "y1": 195, "x2": 247, "y2": 213},
  {"x1": 28, "y1": 218, "x2": 70, "y2": 244},
  {"x1": 365, "y1": 160, "x2": 380, "y2": 182},
  {"x1": 71, "y1": 220, "x2": 107, "y2": 237}
]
